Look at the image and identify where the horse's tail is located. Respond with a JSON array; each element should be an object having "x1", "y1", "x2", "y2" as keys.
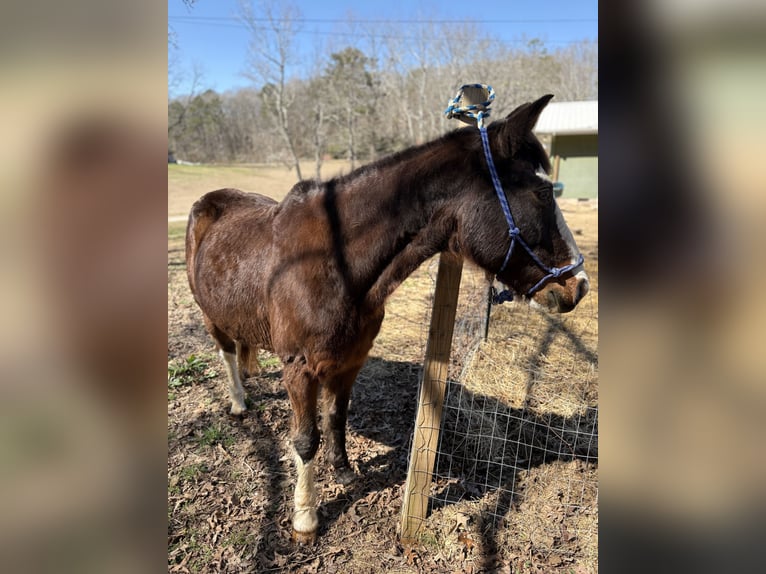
[{"x1": 185, "y1": 188, "x2": 248, "y2": 295}]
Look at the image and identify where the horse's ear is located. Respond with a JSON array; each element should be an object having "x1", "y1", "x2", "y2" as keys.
[
  {"x1": 504, "y1": 94, "x2": 554, "y2": 134},
  {"x1": 496, "y1": 94, "x2": 553, "y2": 157}
]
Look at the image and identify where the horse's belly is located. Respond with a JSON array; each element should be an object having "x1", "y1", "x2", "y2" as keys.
[
  {"x1": 194, "y1": 244, "x2": 274, "y2": 348},
  {"x1": 268, "y1": 300, "x2": 385, "y2": 371}
]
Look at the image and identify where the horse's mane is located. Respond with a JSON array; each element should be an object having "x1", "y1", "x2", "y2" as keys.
[
  {"x1": 331, "y1": 128, "x2": 474, "y2": 186},
  {"x1": 334, "y1": 116, "x2": 551, "y2": 184},
  {"x1": 286, "y1": 113, "x2": 550, "y2": 201}
]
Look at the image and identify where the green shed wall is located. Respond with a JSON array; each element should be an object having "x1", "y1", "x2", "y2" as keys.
[{"x1": 551, "y1": 134, "x2": 598, "y2": 199}]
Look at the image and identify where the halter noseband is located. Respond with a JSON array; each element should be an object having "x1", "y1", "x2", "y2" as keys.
[{"x1": 444, "y1": 84, "x2": 584, "y2": 304}]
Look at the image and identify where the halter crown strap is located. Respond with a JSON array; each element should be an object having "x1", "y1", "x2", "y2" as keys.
[
  {"x1": 444, "y1": 84, "x2": 584, "y2": 303},
  {"x1": 444, "y1": 84, "x2": 495, "y2": 128}
]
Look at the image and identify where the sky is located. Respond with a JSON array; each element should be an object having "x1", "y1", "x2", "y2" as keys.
[{"x1": 168, "y1": 0, "x2": 598, "y2": 97}]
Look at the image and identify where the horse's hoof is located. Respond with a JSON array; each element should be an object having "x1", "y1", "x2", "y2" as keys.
[
  {"x1": 334, "y1": 467, "x2": 356, "y2": 486},
  {"x1": 230, "y1": 403, "x2": 247, "y2": 417},
  {"x1": 292, "y1": 529, "x2": 317, "y2": 546}
]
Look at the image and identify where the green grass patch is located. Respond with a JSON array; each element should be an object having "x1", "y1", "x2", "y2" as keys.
[
  {"x1": 259, "y1": 354, "x2": 281, "y2": 368},
  {"x1": 179, "y1": 462, "x2": 208, "y2": 482},
  {"x1": 196, "y1": 423, "x2": 235, "y2": 448},
  {"x1": 168, "y1": 354, "x2": 217, "y2": 388},
  {"x1": 168, "y1": 462, "x2": 208, "y2": 498},
  {"x1": 246, "y1": 399, "x2": 268, "y2": 413},
  {"x1": 223, "y1": 527, "x2": 257, "y2": 550},
  {"x1": 168, "y1": 528, "x2": 213, "y2": 572},
  {"x1": 168, "y1": 221, "x2": 186, "y2": 241}
]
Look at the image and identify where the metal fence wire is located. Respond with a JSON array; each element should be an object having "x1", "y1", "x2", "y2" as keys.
[{"x1": 400, "y1": 256, "x2": 599, "y2": 564}]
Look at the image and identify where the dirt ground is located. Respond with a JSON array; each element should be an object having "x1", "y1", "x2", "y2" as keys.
[{"x1": 168, "y1": 165, "x2": 598, "y2": 573}]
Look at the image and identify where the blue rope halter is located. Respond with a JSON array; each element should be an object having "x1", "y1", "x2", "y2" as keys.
[{"x1": 444, "y1": 84, "x2": 584, "y2": 304}]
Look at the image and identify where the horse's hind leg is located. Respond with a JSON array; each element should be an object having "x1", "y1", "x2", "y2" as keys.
[
  {"x1": 320, "y1": 367, "x2": 361, "y2": 485},
  {"x1": 219, "y1": 349, "x2": 247, "y2": 416},
  {"x1": 203, "y1": 316, "x2": 247, "y2": 415},
  {"x1": 282, "y1": 356, "x2": 320, "y2": 544},
  {"x1": 235, "y1": 341, "x2": 261, "y2": 381}
]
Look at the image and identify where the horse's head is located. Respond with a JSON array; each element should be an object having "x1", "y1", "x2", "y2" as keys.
[{"x1": 457, "y1": 94, "x2": 589, "y2": 313}]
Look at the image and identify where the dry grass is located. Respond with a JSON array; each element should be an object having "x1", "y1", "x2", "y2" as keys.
[
  {"x1": 460, "y1": 201, "x2": 598, "y2": 414},
  {"x1": 420, "y1": 199, "x2": 599, "y2": 572},
  {"x1": 168, "y1": 160, "x2": 353, "y2": 218}
]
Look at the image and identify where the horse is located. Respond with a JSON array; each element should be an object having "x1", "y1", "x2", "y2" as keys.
[{"x1": 185, "y1": 94, "x2": 589, "y2": 544}]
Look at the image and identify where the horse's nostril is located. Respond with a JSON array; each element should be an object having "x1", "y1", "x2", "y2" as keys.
[{"x1": 575, "y1": 278, "x2": 590, "y2": 305}]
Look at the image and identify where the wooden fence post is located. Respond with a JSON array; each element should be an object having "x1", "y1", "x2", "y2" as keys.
[{"x1": 400, "y1": 252, "x2": 463, "y2": 545}]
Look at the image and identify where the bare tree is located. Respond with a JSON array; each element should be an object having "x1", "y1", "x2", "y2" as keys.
[
  {"x1": 381, "y1": 19, "x2": 454, "y2": 144},
  {"x1": 221, "y1": 88, "x2": 262, "y2": 162},
  {"x1": 168, "y1": 63, "x2": 204, "y2": 130},
  {"x1": 338, "y1": 19, "x2": 388, "y2": 163},
  {"x1": 324, "y1": 47, "x2": 378, "y2": 170},
  {"x1": 555, "y1": 39, "x2": 598, "y2": 101},
  {"x1": 297, "y1": 75, "x2": 329, "y2": 179},
  {"x1": 240, "y1": 0, "x2": 304, "y2": 179},
  {"x1": 301, "y1": 37, "x2": 332, "y2": 179},
  {"x1": 170, "y1": 0, "x2": 200, "y2": 96},
  {"x1": 168, "y1": 10, "x2": 598, "y2": 166}
]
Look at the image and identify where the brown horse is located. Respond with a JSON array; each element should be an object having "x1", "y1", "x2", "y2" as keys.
[{"x1": 185, "y1": 95, "x2": 589, "y2": 543}]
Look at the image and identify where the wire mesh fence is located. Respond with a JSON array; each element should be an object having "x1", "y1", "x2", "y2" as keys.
[{"x1": 396, "y1": 201, "x2": 598, "y2": 567}]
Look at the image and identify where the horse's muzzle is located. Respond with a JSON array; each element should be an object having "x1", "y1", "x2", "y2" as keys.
[{"x1": 536, "y1": 273, "x2": 590, "y2": 313}]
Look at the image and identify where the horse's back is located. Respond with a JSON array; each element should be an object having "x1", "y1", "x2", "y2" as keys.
[
  {"x1": 187, "y1": 188, "x2": 275, "y2": 243},
  {"x1": 186, "y1": 188, "x2": 276, "y2": 266}
]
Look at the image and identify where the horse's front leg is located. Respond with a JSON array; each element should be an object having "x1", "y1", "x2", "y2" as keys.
[
  {"x1": 282, "y1": 357, "x2": 320, "y2": 545},
  {"x1": 320, "y1": 368, "x2": 361, "y2": 485}
]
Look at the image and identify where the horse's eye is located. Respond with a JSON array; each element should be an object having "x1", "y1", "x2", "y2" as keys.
[{"x1": 536, "y1": 181, "x2": 554, "y2": 201}]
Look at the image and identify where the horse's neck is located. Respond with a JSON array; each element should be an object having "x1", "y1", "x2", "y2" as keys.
[{"x1": 338, "y1": 163, "x2": 461, "y2": 306}]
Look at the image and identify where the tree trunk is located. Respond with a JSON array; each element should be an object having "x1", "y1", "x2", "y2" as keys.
[{"x1": 313, "y1": 102, "x2": 325, "y2": 180}]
